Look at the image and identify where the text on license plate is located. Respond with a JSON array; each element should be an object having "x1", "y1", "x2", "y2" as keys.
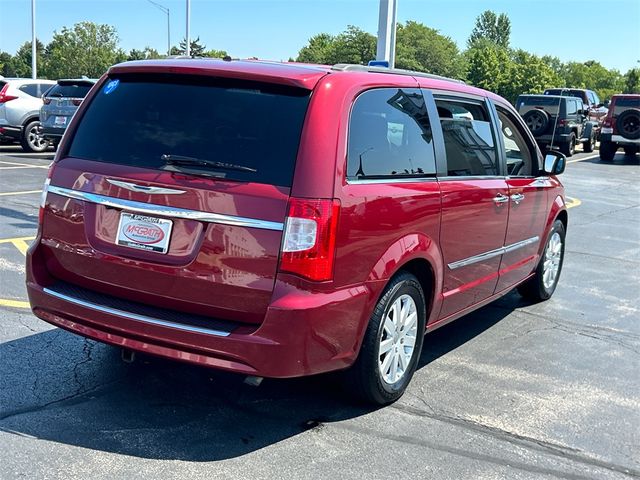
[
  {"x1": 54, "y1": 116, "x2": 67, "y2": 125},
  {"x1": 116, "y1": 212, "x2": 173, "y2": 254}
]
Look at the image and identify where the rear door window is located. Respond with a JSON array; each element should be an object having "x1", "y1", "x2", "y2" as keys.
[
  {"x1": 18, "y1": 83, "x2": 39, "y2": 97},
  {"x1": 347, "y1": 88, "x2": 436, "y2": 179},
  {"x1": 566, "y1": 99, "x2": 577, "y2": 115},
  {"x1": 67, "y1": 74, "x2": 311, "y2": 187},
  {"x1": 435, "y1": 99, "x2": 499, "y2": 177}
]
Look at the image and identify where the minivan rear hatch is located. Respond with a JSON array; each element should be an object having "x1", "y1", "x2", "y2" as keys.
[{"x1": 42, "y1": 71, "x2": 314, "y2": 324}]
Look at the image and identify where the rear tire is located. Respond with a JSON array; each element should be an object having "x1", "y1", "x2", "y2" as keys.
[
  {"x1": 344, "y1": 272, "x2": 426, "y2": 405},
  {"x1": 599, "y1": 140, "x2": 617, "y2": 161},
  {"x1": 20, "y1": 120, "x2": 49, "y2": 153},
  {"x1": 518, "y1": 220, "x2": 565, "y2": 302},
  {"x1": 560, "y1": 133, "x2": 576, "y2": 157}
]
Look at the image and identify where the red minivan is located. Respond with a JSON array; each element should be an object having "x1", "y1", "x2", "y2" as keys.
[{"x1": 26, "y1": 60, "x2": 567, "y2": 404}]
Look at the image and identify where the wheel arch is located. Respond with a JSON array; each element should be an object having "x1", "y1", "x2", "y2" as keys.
[
  {"x1": 22, "y1": 115, "x2": 40, "y2": 128},
  {"x1": 366, "y1": 233, "x2": 444, "y2": 326}
]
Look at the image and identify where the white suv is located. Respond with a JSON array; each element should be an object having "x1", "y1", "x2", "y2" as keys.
[{"x1": 0, "y1": 78, "x2": 56, "y2": 152}]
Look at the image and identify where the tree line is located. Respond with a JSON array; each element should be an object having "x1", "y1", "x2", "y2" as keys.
[
  {"x1": 0, "y1": 22, "x2": 226, "y2": 81},
  {"x1": 1, "y1": 14, "x2": 638, "y2": 103},
  {"x1": 296, "y1": 11, "x2": 639, "y2": 102}
]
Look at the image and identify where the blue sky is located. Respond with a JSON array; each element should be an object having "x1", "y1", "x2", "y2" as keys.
[{"x1": 1, "y1": 0, "x2": 639, "y2": 72}]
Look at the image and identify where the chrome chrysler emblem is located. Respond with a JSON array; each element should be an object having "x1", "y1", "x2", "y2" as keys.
[{"x1": 106, "y1": 179, "x2": 186, "y2": 195}]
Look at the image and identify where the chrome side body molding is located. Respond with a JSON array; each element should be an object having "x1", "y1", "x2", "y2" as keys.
[{"x1": 448, "y1": 236, "x2": 540, "y2": 270}]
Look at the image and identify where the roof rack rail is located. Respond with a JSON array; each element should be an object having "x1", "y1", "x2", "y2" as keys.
[{"x1": 331, "y1": 64, "x2": 465, "y2": 84}]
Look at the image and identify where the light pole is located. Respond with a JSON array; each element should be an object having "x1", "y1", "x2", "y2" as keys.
[
  {"x1": 186, "y1": 0, "x2": 191, "y2": 56},
  {"x1": 31, "y1": 0, "x2": 36, "y2": 78},
  {"x1": 147, "y1": 0, "x2": 170, "y2": 56},
  {"x1": 376, "y1": 0, "x2": 398, "y2": 68}
]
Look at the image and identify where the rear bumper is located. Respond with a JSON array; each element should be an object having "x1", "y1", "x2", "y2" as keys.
[
  {"x1": 601, "y1": 133, "x2": 640, "y2": 145},
  {"x1": 41, "y1": 126, "x2": 65, "y2": 140},
  {"x1": 534, "y1": 133, "x2": 571, "y2": 145},
  {"x1": 26, "y1": 247, "x2": 380, "y2": 378}
]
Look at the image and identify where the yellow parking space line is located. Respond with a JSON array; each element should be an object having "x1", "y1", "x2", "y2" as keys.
[
  {"x1": 566, "y1": 197, "x2": 582, "y2": 209},
  {"x1": 0, "y1": 189, "x2": 41, "y2": 197},
  {"x1": 567, "y1": 154, "x2": 599, "y2": 164},
  {"x1": 0, "y1": 235, "x2": 36, "y2": 244},
  {"x1": 11, "y1": 239, "x2": 31, "y2": 256},
  {"x1": 0, "y1": 298, "x2": 31, "y2": 309}
]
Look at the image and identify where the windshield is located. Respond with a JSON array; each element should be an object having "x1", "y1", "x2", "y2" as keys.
[{"x1": 67, "y1": 74, "x2": 311, "y2": 187}]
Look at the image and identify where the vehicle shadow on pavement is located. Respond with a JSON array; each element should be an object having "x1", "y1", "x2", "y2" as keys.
[
  {"x1": 0, "y1": 299, "x2": 515, "y2": 461},
  {"x1": 584, "y1": 152, "x2": 640, "y2": 165}
]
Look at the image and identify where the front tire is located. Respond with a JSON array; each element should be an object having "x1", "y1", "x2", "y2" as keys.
[
  {"x1": 20, "y1": 120, "x2": 50, "y2": 153},
  {"x1": 518, "y1": 220, "x2": 565, "y2": 302},
  {"x1": 344, "y1": 272, "x2": 426, "y2": 405}
]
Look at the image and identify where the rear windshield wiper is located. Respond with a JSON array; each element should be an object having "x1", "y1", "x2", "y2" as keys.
[{"x1": 160, "y1": 154, "x2": 257, "y2": 173}]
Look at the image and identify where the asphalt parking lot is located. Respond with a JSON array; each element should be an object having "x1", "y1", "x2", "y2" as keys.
[{"x1": 0, "y1": 145, "x2": 638, "y2": 479}]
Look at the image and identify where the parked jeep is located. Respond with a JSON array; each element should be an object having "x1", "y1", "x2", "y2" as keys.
[
  {"x1": 599, "y1": 94, "x2": 640, "y2": 161},
  {"x1": 516, "y1": 94, "x2": 597, "y2": 156}
]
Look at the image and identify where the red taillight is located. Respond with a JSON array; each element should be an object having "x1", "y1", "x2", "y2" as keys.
[
  {"x1": 72, "y1": 98, "x2": 82, "y2": 106},
  {"x1": 38, "y1": 165, "x2": 54, "y2": 225},
  {"x1": 557, "y1": 119, "x2": 567, "y2": 127},
  {"x1": 0, "y1": 84, "x2": 17, "y2": 103},
  {"x1": 279, "y1": 198, "x2": 340, "y2": 282},
  {"x1": 43, "y1": 97, "x2": 52, "y2": 105}
]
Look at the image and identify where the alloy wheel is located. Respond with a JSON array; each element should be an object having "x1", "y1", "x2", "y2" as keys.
[
  {"x1": 543, "y1": 232, "x2": 562, "y2": 290},
  {"x1": 378, "y1": 294, "x2": 418, "y2": 385},
  {"x1": 27, "y1": 123, "x2": 49, "y2": 151}
]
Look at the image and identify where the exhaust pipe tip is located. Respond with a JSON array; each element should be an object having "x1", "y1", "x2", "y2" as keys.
[
  {"x1": 243, "y1": 376, "x2": 263, "y2": 387},
  {"x1": 121, "y1": 348, "x2": 136, "y2": 364}
]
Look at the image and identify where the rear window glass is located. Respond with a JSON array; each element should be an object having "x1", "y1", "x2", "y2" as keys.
[
  {"x1": 517, "y1": 96, "x2": 561, "y2": 115},
  {"x1": 46, "y1": 83, "x2": 93, "y2": 98},
  {"x1": 67, "y1": 74, "x2": 311, "y2": 187},
  {"x1": 614, "y1": 97, "x2": 640, "y2": 108},
  {"x1": 544, "y1": 89, "x2": 585, "y2": 101}
]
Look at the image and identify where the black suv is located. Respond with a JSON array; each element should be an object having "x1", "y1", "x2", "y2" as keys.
[{"x1": 516, "y1": 94, "x2": 597, "y2": 156}]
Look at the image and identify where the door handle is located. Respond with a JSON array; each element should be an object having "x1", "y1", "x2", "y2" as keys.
[
  {"x1": 493, "y1": 193, "x2": 509, "y2": 205},
  {"x1": 511, "y1": 193, "x2": 525, "y2": 204}
]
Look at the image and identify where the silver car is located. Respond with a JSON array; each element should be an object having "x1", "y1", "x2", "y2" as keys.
[
  {"x1": 0, "y1": 77, "x2": 56, "y2": 152},
  {"x1": 40, "y1": 78, "x2": 96, "y2": 144}
]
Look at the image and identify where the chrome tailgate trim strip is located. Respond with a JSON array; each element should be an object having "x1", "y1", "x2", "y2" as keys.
[{"x1": 48, "y1": 185, "x2": 284, "y2": 231}]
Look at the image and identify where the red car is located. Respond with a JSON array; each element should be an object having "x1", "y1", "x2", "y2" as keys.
[{"x1": 26, "y1": 60, "x2": 568, "y2": 404}]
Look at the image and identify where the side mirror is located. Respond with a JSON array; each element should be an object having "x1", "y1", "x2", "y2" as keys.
[{"x1": 544, "y1": 151, "x2": 566, "y2": 175}]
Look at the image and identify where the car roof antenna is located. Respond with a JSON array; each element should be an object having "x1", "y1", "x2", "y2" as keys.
[{"x1": 549, "y1": 88, "x2": 567, "y2": 153}]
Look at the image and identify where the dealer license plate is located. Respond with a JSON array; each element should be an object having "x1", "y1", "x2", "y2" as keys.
[{"x1": 116, "y1": 212, "x2": 173, "y2": 254}]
